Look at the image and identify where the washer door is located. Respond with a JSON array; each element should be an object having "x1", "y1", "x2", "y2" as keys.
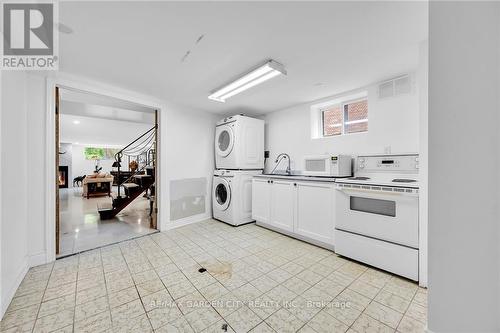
[
  {"x1": 214, "y1": 177, "x2": 231, "y2": 211},
  {"x1": 215, "y1": 125, "x2": 234, "y2": 157}
]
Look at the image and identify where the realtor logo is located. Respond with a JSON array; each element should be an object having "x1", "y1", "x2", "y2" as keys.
[{"x1": 2, "y1": 2, "x2": 58, "y2": 70}]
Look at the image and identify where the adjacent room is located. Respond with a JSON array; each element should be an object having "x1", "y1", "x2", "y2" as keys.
[
  {"x1": 58, "y1": 89, "x2": 159, "y2": 256},
  {"x1": 1, "y1": 2, "x2": 499, "y2": 333}
]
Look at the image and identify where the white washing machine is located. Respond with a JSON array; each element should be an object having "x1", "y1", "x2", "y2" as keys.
[
  {"x1": 212, "y1": 169, "x2": 262, "y2": 226},
  {"x1": 215, "y1": 115, "x2": 264, "y2": 170}
]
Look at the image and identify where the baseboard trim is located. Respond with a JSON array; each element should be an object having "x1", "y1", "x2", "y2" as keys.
[
  {"x1": 0, "y1": 257, "x2": 29, "y2": 320},
  {"x1": 28, "y1": 252, "x2": 47, "y2": 267},
  {"x1": 164, "y1": 214, "x2": 211, "y2": 230}
]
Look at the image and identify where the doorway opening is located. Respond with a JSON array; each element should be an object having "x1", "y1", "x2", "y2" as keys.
[{"x1": 55, "y1": 87, "x2": 159, "y2": 257}]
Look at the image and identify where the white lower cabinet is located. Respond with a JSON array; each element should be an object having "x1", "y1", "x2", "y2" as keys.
[
  {"x1": 252, "y1": 177, "x2": 335, "y2": 246},
  {"x1": 269, "y1": 180, "x2": 295, "y2": 232},
  {"x1": 295, "y1": 182, "x2": 335, "y2": 244},
  {"x1": 251, "y1": 178, "x2": 271, "y2": 224}
]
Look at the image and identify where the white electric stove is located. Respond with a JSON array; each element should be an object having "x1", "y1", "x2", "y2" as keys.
[{"x1": 334, "y1": 154, "x2": 420, "y2": 281}]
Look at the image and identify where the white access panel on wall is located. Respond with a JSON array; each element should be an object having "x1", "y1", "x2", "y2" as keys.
[{"x1": 215, "y1": 115, "x2": 264, "y2": 170}]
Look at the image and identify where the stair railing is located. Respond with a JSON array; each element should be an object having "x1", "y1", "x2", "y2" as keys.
[
  {"x1": 114, "y1": 125, "x2": 157, "y2": 198},
  {"x1": 119, "y1": 156, "x2": 155, "y2": 189}
]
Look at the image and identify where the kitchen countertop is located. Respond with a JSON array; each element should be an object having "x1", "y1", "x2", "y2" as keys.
[{"x1": 253, "y1": 174, "x2": 348, "y2": 183}]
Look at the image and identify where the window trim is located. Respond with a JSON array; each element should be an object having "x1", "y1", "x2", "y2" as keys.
[
  {"x1": 320, "y1": 97, "x2": 368, "y2": 137},
  {"x1": 321, "y1": 104, "x2": 343, "y2": 137}
]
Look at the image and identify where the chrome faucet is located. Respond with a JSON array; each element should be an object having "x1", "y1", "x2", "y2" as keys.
[{"x1": 275, "y1": 153, "x2": 291, "y2": 175}]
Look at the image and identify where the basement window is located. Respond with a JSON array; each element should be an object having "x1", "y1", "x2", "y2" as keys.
[{"x1": 320, "y1": 98, "x2": 368, "y2": 137}]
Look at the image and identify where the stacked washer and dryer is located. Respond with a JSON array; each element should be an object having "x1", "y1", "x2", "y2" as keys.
[{"x1": 212, "y1": 115, "x2": 264, "y2": 226}]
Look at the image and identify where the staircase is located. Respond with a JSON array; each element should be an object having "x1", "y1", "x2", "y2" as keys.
[{"x1": 98, "y1": 126, "x2": 157, "y2": 220}]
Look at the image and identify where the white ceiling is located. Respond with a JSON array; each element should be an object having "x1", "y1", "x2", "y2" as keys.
[{"x1": 59, "y1": 1, "x2": 427, "y2": 115}]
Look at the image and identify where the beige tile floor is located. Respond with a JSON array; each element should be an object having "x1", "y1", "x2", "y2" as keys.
[
  {"x1": 1, "y1": 220, "x2": 427, "y2": 333},
  {"x1": 59, "y1": 187, "x2": 157, "y2": 257}
]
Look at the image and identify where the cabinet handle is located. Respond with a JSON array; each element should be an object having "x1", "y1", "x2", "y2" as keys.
[
  {"x1": 267, "y1": 180, "x2": 270, "y2": 184},
  {"x1": 294, "y1": 183, "x2": 297, "y2": 186},
  {"x1": 270, "y1": 180, "x2": 274, "y2": 184}
]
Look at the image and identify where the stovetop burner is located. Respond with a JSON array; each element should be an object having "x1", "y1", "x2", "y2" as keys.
[
  {"x1": 348, "y1": 176, "x2": 371, "y2": 180},
  {"x1": 392, "y1": 178, "x2": 417, "y2": 183}
]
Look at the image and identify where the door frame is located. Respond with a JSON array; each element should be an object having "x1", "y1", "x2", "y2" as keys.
[{"x1": 45, "y1": 76, "x2": 167, "y2": 263}]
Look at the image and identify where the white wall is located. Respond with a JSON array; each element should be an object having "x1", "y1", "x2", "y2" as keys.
[
  {"x1": 417, "y1": 40, "x2": 429, "y2": 288},
  {"x1": 428, "y1": 2, "x2": 500, "y2": 332},
  {"x1": 26, "y1": 74, "x2": 48, "y2": 267},
  {"x1": 164, "y1": 101, "x2": 218, "y2": 228},
  {"x1": 263, "y1": 76, "x2": 420, "y2": 173},
  {"x1": 0, "y1": 71, "x2": 29, "y2": 318}
]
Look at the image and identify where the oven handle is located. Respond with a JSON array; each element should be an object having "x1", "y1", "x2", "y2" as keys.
[{"x1": 335, "y1": 186, "x2": 419, "y2": 197}]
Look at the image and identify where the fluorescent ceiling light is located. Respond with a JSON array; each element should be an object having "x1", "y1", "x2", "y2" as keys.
[{"x1": 208, "y1": 60, "x2": 286, "y2": 102}]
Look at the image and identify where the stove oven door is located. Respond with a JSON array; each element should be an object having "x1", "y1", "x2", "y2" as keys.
[{"x1": 335, "y1": 184, "x2": 419, "y2": 248}]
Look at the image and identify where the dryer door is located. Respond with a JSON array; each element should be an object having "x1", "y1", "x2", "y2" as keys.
[
  {"x1": 215, "y1": 125, "x2": 234, "y2": 157},
  {"x1": 214, "y1": 177, "x2": 231, "y2": 211}
]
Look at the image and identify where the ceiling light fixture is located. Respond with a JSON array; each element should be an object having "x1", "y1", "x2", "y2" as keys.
[
  {"x1": 208, "y1": 60, "x2": 286, "y2": 103},
  {"x1": 73, "y1": 120, "x2": 80, "y2": 124}
]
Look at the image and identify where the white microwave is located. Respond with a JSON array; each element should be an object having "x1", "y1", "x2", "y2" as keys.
[{"x1": 303, "y1": 155, "x2": 352, "y2": 177}]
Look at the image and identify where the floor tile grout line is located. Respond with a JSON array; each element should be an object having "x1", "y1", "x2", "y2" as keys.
[
  {"x1": 116, "y1": 239, "x2": 153, "y2": 329},
  {"x1": 136, "y1": 235, "x2": 185, "y2": 332},
  {"x1": 293, "y1": 266, "x2": 368, "y2": 333},
  {"x1": 151, "y1": 222, "x2": 258, "y2": 331},
  {"x1": 70, "y1": 252, "x2": 82, "y2": 333},
  {"x1": 167, "y1": 225, "x2": 277, "y2": 332},
  {"x1": 29, "y1": 261, "x2": 56, "y2": 333},
  {"x1": 168, "y1": 237, "x2": 242, "y2": 332},
  {"x1": 399, "y1": 285, "x2": 425, "y2": 326},
  {"x1": 350, "y1": 275, "x2": 420, "y2": 332},
  {"x1": 56, "y1": 229, "x2": 160, "y2": 260},
  {"x1": 72, "y1": 251, "x2": 105, "y2": 331}
]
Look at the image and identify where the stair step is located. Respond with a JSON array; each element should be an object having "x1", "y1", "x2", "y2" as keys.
[
  {"x1": 97, "y1": 203, "x2": 116, "y2": 220},
  {"x1": 97, "y1": 199, "x2": 112, "y2": 208},
  {"x1": 122, "y1": 183, "x2": 140, "y2": 188},
  {"x1": 133, "y1": 174, "x2": 152, "y2": 179}
]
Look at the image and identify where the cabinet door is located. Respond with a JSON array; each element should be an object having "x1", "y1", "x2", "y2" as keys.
[
  {"x1": 295, "y1": 182, "x2": 335, "y2": 245},
  {"x1": 252, "y1": 178, "x2": 271, "y2": 223},
  {"x1": 269, "y1": 180, "x2": 295, "y2": 232}
]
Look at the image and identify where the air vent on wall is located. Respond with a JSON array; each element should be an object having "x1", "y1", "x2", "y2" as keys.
[{"x1": 378, "y1": 74, "x2": 412, "y2": 99}]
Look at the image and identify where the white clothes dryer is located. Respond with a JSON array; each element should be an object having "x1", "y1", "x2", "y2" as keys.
[{"x1": 215, "y1": 115, "x2": 264, "y2": 170}]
